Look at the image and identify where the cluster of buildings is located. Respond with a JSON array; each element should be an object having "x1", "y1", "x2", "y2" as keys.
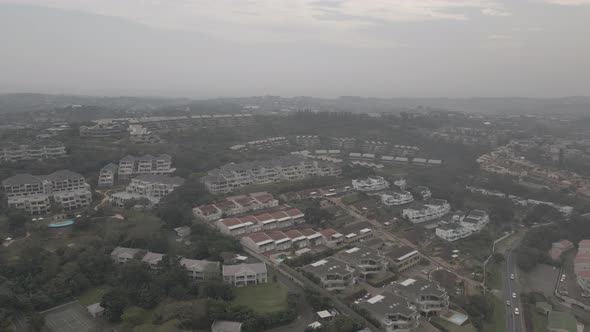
[
  {"x1": 110, "y1": 247, "x2": 268, "y2": 286},
  {"x1": 348, "y1": 153, "x2": 442, "y2": 167},
  {"x1": 431, "y1": 127, "x2": 508, "y2": 147},
  {"x1": 214, "y1": 207, "x2": 305, "y2": 236},
  {"x1": 98, "y1": 154, "x2": 175, "y2": 186},
  {"x1": 381, "y1": 189, "x2": 414, "y2": 206},
  {"x1": 110, "y1": 174, "x2": 185, "y2": 207},
  {"x1": 193, "y1": 192, "x2": 279, "y2": 221},
  {"x1": 79, "y1": 121, "x2": 126, "y2": 138},
  {"x1": 402, "y1": 199, "x2": 451, "y2": 224},
  {"x1": 295, "y1": 135, "x2": 321, "y2": 148},
  {"x1": 128, "y1": 124, "x2": 162, "y2": 144},
  {"x1": 229, "y1": 137, "x2": 289, "y2": 151},
  {"x1": 0, "y1": 141, "x2": 67, "y2": 163},
  {"x1": 241, "y1": 228, "x2": 329, "y2": 254},
  {"x1": 2, "y1": 170, "x2": 92, "y2": 215},
  {"x1": 352, "y1": 176, "x2": 390, "y2": 193},
  {"x1": 201, "y1": 155, "x2": 341, "y2": 194},
  {"x1": 435, "y1": 210, "x2": 490, "y2": 242}
]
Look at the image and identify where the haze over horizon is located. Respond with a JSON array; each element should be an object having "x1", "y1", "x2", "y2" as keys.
[{"x1": 1, "y1": 1, "x2": 590, "y2": 99}]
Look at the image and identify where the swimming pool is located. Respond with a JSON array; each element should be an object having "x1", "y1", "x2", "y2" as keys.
[{"x1": 48, "y1": 220, "x2": 75, "y2": 228}]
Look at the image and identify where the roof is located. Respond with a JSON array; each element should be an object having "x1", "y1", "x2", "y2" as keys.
[
  {"x1": 101, "y1": 163, "x2": 119, "y2": 172},
  {"x1": 211, "y1": 320, "x2": 243, "y2": 332},
  {"x1": 269, "y1": 211, "x2": 290, "y2": 221},
  {"x1": 579, "y1": 240, "x2": 590, "y2": 248},
  {"x1": 319, "y1": 229, "x2": 340, "y2": 238},
  {"x1": 394, "y1": 277, "x2": 446, "y2": 298},
  {"x1": 547, "y1": 311, "x2": 578, "y2": 332},
  {"x1": 387, "y1": 246, "x2": 419, "y2": 261},
  {"x1": 285, "y1": 229, "x2": 305, "y2": 240},
  {"x1": 134, "y1": 174, "x2": 185, "y2": 186},
  {"x1": 251, "y1": 192, "x2": 275, "y2": 203},
  {"x1": 141, "y1": 252, "x2": 164, "y2": 264},
  {"x1": 46, "y1": 170, "x2": 84, "y2": 182},
  {"x1": 111, "y1": 246, "x2": 142, "y2": 258},
  {"x1": 197, "y1": 204, "x2": 220, "y2": 215},
  {"x1": 247, "y1": 232, "x2": 273, "y2": 244},
  {"x1": 2, "y1": 173, "x2": 42, "y2": 186},
  {"x1": 87, "y1": 303, "x2": 104, "y2": 314},
  {"x1": 303, "y1": 256, "x2": 352, "y2": 277},
  {"x1": 357, "y1": 291, "x2": 417, "y2": 319},
  {"x1": 338, "y1": 246, "x2": 383, "y2": 264},
  {"x1": 220, "y1": 218, "x2": 243, "y2": 227},
  {"x1": 222, "y1": 262, "x2": 267, "y2": 276},
  {"x1": 267, "y1": 231, "x2": 289, "y2": 241},
  {"x1": 284, "y1": 208, "x2": 304, "y2": 218},
  {"x1": 180, "y1": 258, "x2": 219, "y2": 272}
]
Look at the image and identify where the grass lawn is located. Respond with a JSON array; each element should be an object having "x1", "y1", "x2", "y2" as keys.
[
  {"x1": 485, "y1": 261, "x2": 503, "y2": 291},
  {"x1": 78, "y1": 285, "x2": 110, "y2": 305},
  {"x1": 528, "y1": 305, "x2": 548, "y2": 332},
  {"x1": 232, "y1": 282, "x2": 288, "y2": 314},
  {"x1": 133, "y1": 319, "x2": 195, "y2": 332},
  {"x1": 483, "y1": 295, "x2": 506, "y2": 332},
  {"x1": 431, "y1": 317, "x2": 477, "y2": 332}
]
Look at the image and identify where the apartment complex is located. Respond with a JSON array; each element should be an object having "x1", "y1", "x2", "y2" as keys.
[
  {"x1": 381, "y1": 189, "x2": 414, "y2": 206},
  {"x1": 202, "y1": 155, "x2": 341, "y2": 194},
  {"x1": 303, "y1": 257, "x2": 356, "y2": 291},
  {"x1": 110, "y1": 174, "x2": 184, "y2": 207},
  {"x1": 386, "y1": 246, "x2": 422, "y2": 273},
  {"x1": 215, "y1": 208, "x2": 305, "y2": 236},
  {"x1": 2, "y1": 170, "x2": 92, "y2": 215},
  {"x1": 118, "y1": 154, "x2": 174, "y2": 180},
  {"x1": 352, "y1": 176, "x2": 390, "y2": 192},
  {"x1": 98, "y1": 163, "x2": 118, "y2": 187},
  {"x1": 0, "y1": 141, "x2": 67, "y2": 163},
  {"x1": 336, "y1": 246, "x2": 387, "y2": 279},
  {"x1": 402, "y1": 199, "x2": 451, "y2": 224},
  {"x1": 329, "y1": 137, "x2": 357, "y2": 150},
  {"x1": 393, "y1": 277, "x2": 449, "y2": 316},
  {"x1": 230, "y1": 137, "x2": 289, "y2": 151},
  {"x1": 295, "y1": 135, "x2": 321, "y2": 148},
  {"x1": 435, "y1": 210, "x2": 490, "y2": 242},
  {"x1": 241, "y1": 228, "x2": 324, "y2": 254},
  {"x1": 222, "y1": 262, "x2": 268, "y2": 287},
  {"x1": 357, "y1": 292, "x2": 419, "y2": 332},
  {"x1": 193, "y1": 192, "x2": 279, "y2": 221},
  {"x1": 79, "y1": 122, "x2": 125, "y2": 138},
  {"x1": 128, "y1": 125, "x2": 161, "y2": 144}
]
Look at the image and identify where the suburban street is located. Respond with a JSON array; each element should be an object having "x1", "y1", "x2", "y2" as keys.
[{"x1": 503, "y1": 239, "x2": 525, "y2": 332}]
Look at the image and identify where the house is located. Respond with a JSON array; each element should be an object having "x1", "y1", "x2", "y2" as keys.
[
  {"x1": 180, "y1": 258, "x2": 220, "y2": 281},
  {"x1": 222, "y1": 262, "x2": 268, "y2": 287},
  {"x1": 241, "y1": 233, "x2": 276, "y2": 254},
  {"x1": 98, "y1": 163, "x2": 118, "y2": 186},
  {"x1": 110, "y1": 174, "x2": 184, "y2": 208},
  {"x1": 459, "y1": 210, "x2": 490, "y2": 232},
  {"x1": 267, "y1": 231, "x2": 292, "y2": 251},
  {"x1": 339, "y1": 222, "x2": 374, "y2": 244},
  {"x1": 320, "y1": 229, "x2": 344, "y2": 247},
  {"x1": 303, "y1": 257, "x2": 355, "y2": 291},
  {"x1": 174, "y1": 226, "x2": 191, "y2": 238},
  {"x1": 413, "y1": 186, "x2": 432, "y2": 200},
  {"x1": 550, "y1": 240, "x2": 574, "y2": 261},
  {"x1": 386, "y1": 246, "x2": 422, "y2": 273},
  {"x1": 211, "y1": 320, "x2": 243, "y2": 332},
  {"x1": 357, "y1": 292, "x2": 420, "y2": 332},
  {"x1": 402, "y1": 199, "x2": 451, "y2": 224},
  {"x1": 393, "y1": 277, "x2": 449, "y2": 316},
  {"x1": 141, "y1": 252, "x2": 165, "y2": 268},
  {"x1": 194, "y1": 192, "x2": 280, "y2": 221},
  {"x1": 336, "y1": 246, "x2": 387, "y2": 279},
  {"x1": 381, "y1": 190, "x2": 414, "y2": 206},
  {"x1": 87, "y1": 303, "x2": 105, "y2": 319},
  {"x1": 111, "y1": 247, "x2": 142, "y2": 264},
  {"x1": 352, "y1": 176, "x2": 389, "y2": 192},
  {"x1": 118, "y1": 154, "x2": 174, "y2": 181},
  {"x1": 436, "y1": 224, "x2": 472, "y2": 242}
]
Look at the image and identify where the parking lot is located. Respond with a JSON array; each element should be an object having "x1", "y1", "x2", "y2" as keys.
[{"x1": 42, "y1": 302, "x2": 99, "y2": 332}]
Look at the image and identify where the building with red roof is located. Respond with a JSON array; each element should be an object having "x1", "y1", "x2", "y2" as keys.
[
  {"x1": 193, "y1": 191, "x2": 279, "y2": 221},
  {"x1": 575, "y1": 240, "x2": 590, "y2": 294}
]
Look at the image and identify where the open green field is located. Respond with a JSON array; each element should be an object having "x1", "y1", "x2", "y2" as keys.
[
  {"x1": 483, "y1": 295, "x2": 506, "y2": 332},
  {"x1": 528, "y1": 305, "x2": 548, "y2": 332},
  {"x1": 232, "y1": 282, "x2": 288, "y2": 314}
]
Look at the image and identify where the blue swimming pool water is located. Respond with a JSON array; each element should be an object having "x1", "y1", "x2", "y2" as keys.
[{"x1": 48, "y1": 220, "x2": 75, "y2": 228}]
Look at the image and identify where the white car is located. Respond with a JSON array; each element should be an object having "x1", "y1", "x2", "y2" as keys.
[
  {"x1": 514, "y1": 308, "x2": 520, "y2": 315},
  {"x1": 510, "y1": 274, "x2": 515, "y2": 280},
  {"x1": 506, "y1": 301, "x2": 511, "y2": 306},
  {"x1": 512, "y1": 293, "x2": 517, "y2": 299}
]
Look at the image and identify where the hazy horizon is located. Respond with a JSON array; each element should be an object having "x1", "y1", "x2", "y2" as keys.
[{"x1": 1, "y1": 1, "x2": 590, "y2": 99}]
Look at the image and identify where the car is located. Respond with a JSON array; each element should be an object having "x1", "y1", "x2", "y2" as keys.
[
  {"x1": 514, "y1": 308, "x2": 520, "y2": 315},
  {"x1": 510, "y1": 274, "x2": 515, "y2": 280},
  {"x1": 512, "y1": 293, "x2": 517, "y2": 299},
  {"x1": 506, "y1": 301, "x2": 511, "y2": 306},
  {"x1": 364, "y1": 294, "x2": 371, "y2": 299}
]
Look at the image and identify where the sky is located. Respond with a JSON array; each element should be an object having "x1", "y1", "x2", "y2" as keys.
[{"x1": 0, "y1": 0, "x2": 589, "y2": 98}]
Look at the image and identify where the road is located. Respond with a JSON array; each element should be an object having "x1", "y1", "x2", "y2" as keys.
[
  {"x1": 323, "y1": 193, "x2": 483, "y2": 288},
  {"x1": 502, "y1": 239, "x2": 525, "y2": 332}
]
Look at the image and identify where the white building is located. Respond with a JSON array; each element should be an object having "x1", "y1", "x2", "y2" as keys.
[
  {"x1": 0, "y1": 141, "x2": 67, "y2": 163},
  {"x1": 118, "y1": 154, "x2": 174, "y2": 181},
  {"x1": 435, "y1": 224, "x2": 472, "y2": 242},
  {"x1": 128, "y1": 124, "x2": 161, "y2": 144},
  {"x1": 98, "y1": 163, "x2": 118, "y2": 187},
  {"x1": 193, "y1": 192, "x2": 278, "y2": 221},
  {"x1": 357, "y1": 292, "x2": 419, "y2": 332},
  {"x1": 110, "y1": 174, "x2": 184, "y2": 208},
  {"x1": 303, "y1": 257, "x2": 356, "y2": 291},
  {"x1": 459, "y1": 210, "x2": 490, "y2": 232},
  {"x1": 352, "y1": 176, "x2": 389, "y2": 192},
  {"x1": 381, "y1": 190, "x2": 414, "y2": 206},
  {"x1": 222, "y1": 263, "x2": 268, "y2": 287},
  {"x1": 79, "y1": 122, "x2": 125, "y2": 138},
  {"x1": 402, "y1": 199, "x2": 450, "y2": 224},
  {"x1": 2, "y1": 170, "x2": 92, "y2": 215}
]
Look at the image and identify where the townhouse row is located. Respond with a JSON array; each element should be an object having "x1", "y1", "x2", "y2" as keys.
[
  {"x1": 348, "y1": 153, "x2": 442, "y2": 167},
  {"x1": 193, "y1": 192, "x2": 279, "y2": 222},
  {"x1": 214, "y1": 207, "x2": 305, "y2": 236},
  {"x1": 111, "y1": 247, "x2": 268, "y2": 287},
  {"x1": 0, "y1": 141, "x2": 67, "y2": 163},
  {"x1": 2, "y1": 170, "x2": 92, "y2": 215},
  {"x1": 241, "y1": 228, "x2": 341, "y2": 254},
  {"x1": 202, "y1": 155, "x2": 341, "y2": 194}
]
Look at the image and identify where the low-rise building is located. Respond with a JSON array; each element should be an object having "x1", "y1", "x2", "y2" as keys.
[
  {"x1": 110, "y1": 247, "x2": 142, "y2": 264},
  {"x1": 118, "y1": 154, "x2": 174, "y2": 181},
  {"x1": 352, "y1": 176, "x2": 389, "y2": 192},
  {"x1": 193, "y1": 192, "x2": 278, "y2": 221},
  {"x1": 357, "y1": 292, "x2": 420, "y2": 332},
  {"x1": 319, "y1": 228, "x2": 344, "y2": 247},
  {"x1": 386, "y1": 246, "x2": 422, "y2": 273},
  {"x1": 128, "y1": 124, "x2": 161, "y2": 144},
  {"x1": 459, "y1": 210, "x2": 490, "y2": 232},
  {"x1": 0, "y1": 141, "x2": 67, "y2": 163},
  {"x1": 222, "y1": 262, "x2": 268, "y2": 287},
  {"x1": 79, "y1": 121, "x2": 125, "y2": 138},
  {"x1": 413, "y1": 186, "x2": 432, "y2": 200},
  {"x1": 435, "y1": 223, "x2": 472, "y2": 242},
  {"x1": 402, "y1": 199, "x2": 451, "y2": 224},
  {"x1": 180, "y1": 258, "x2": 220, "y2": 281},
  {"x1": 98, "y1": 163, "x2": 118, "y2": 187},
  {"x1": 393, "y1": 278, "x2": 449, "y2": 316},
  {"x1": 295, "y1": 135, "x2": 321, "y2": 148},
  {"x1": 211, "y1": 320, "x2": 243, "y2": 332},
  {"x1": 381, "y1": 190, "x2": 414, "y2": 206},
  {"x1": 303, "y1": 257, "x2": 355, "y2": 291},
  {"x1": 215, "y1": 208, "x2": 305, "y2": 236},
  {"x1": 110, "y1": 174, "x2": 184, "y2": 207},
  {"x1": 337, "y1": 246, "x2": 387, "y2": 279}
]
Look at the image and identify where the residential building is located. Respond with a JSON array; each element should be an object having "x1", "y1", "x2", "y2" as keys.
[
  {"x1": 357, "y1": 292, "x2": 420, "y2": 332},
  {"x1": 575, "y1": 240, "x2": 590, "y2": 293},
  {"x1": 402, "y1": 199, "x2": 451, "y2": 224},
  {"x1": 329, "y1": 137, "x2": 357, "y2": 150},
  {"x1": 128, "y1": 124, "x2": 161, "y2": 144},
  {"x1": 303, "y1": 257, "x2": 355, "y2": 291},
  {"x1": 386, "y1": 246, "x2": 422, "y2": 273},
  {"x1": 435, "y1": 224, "x2": 473, "y2": 242},
  {"x1": 381, "y1": 190, "x2": 414, "y2": 206},
  {"x1": 110, "y1": 174, "x2": 184, "y2": 207},
  {"x1": 118, "y1": 154, "x2": 174, "y2": 180},
  {"x1": 98, "y1": 163, "x2": 118, "y2": 187},
  {"x1": 362, "y1": 140, "x2": 389, "y2": 153},
  {"x1": 550, "y1": 240, "x2": 574, "y2": 261},
  {"x1": 110, "y1": 247, "x2": 142, "y2": 264},
  {"x1": 0, "y1": 141, "x2": 67, "y2": 163},
  {"x1": 193, "y1": 192, "x2": 278, "y2": 221},
  {"x1": 413, "y1": 186, "x2": 432, "y2": 200},
  {"x1": 459, "y1": 210, "x2": 490, "y2": 232},
  {"x1": 141, "y1": 252, "x2": 165, "y2": 268},
  {"x1": 79, "y1": 121, "x2": 125, "y2": 138},
  {"x1": 222, "y1": 262, "x2": 268, "y2": 287},
  {"x1": 320, "y1": 228, "x2": 344, "y2": 247},
  {"x1": 352, "y1": 176, "x2": 389, "y2": 192},
  {"x1": 180, "y1": 258, "x2": 220, "y2": 281},
  {"x1": 393, "y1": 278, "x2": 449, "y2": 316},
  {"x1": 214, "y1": 208, "x2": 304, "y2": 236},
  {"x1": 211, "y1": 320, "x2": 243, "y2": 332},
  {"x1": 241, "y1": 137, "x2": 289, "y2": 150},
  {"x1": 123, "y1": 113, "x2": 255, "y2": 131},
  {"x1": 202, "y1": 155, "x2": 340, "y2": 194},
  {"x1": 336, "y1": 246, "x2": 387, "y2": 279},
  {"x1": 390, "y1": 145, "x2": 420, "y2": 157},
  {"x1": 2, "y1": 170, "x2": 92, "y2": 215},
  {"x1": 295, "y1": 135, "x2": 321, "y2": 148},
  {"x1": 241, "y1": 232, "x2": 276, "y2": 254}
]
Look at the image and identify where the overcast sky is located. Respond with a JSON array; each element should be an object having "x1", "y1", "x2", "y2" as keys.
[{"x1": 1, "y1": 0, "x2": 589, "y2": 98}]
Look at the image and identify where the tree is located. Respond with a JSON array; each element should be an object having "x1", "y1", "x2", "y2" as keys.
[
  {"x1": 122, "y1": 306, "x2": 146, "y2": 327},
  {"x1": 29, "y1": 312, "x2": 45, "y2": 332},
  {"x1": 6, "y1": 208, "x2": 29, "y2": 237},
  {"x1": 304, "y1": 202, "x2": 333, "y2": 226},
  {"x1": 101, "y1": 289, "x2": 128, "y2": 322}
]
